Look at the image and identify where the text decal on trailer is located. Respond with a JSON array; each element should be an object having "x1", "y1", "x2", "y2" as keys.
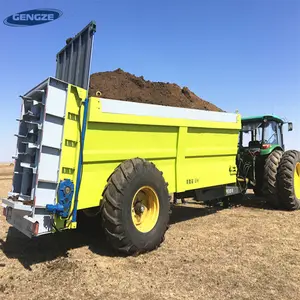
[{"x1": 3, "y1": 9, "x2": 63, "y2": 27}]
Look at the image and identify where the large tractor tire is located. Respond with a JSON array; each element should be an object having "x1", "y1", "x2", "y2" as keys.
[
  {"x1": 101, "y1": 158, "x2": 170, "y2": 255},
  {"x1": 263, "y1": 149, "x2": 283, "y2": 208},
  {"x1": 277, "y1": 150, "x2": 300, "y2": 210}
]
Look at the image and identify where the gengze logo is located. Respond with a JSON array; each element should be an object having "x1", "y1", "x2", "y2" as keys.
[{"x1": 3, "y1": 9, "x2": 63, "y2": 27}]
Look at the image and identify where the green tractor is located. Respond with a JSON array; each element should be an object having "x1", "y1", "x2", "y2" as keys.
[{"x1": 237, "y1": 115, "x2": 300, "y2": 210}]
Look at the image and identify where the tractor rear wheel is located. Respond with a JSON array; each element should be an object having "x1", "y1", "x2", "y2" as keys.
[
  {"x1": 277, "y1": 150, "x2": 300, "y2": 210},
  {"x1": 101, "y1": 158, "x2": 170, "y2": 255},
  {"x1": 263, "y1": 149, "x2": 283, "y2": 208}
]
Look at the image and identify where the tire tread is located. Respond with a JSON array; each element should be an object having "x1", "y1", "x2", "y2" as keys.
[
  {"x1": 263, "y1": 149, "x2": 283, "y2": 208},
  {"x1": 101, "y1": 157, "x2": 170, "y2": 255},
  {"x1": 278, "y1": 150, "x2": 300, "y2": 210}
]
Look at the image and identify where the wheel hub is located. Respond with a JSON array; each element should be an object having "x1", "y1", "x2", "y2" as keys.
[
  {"x1": 133, "y1": 201, "x2": 145, "y2": 214},
  {"x1": 131, "y1": 186, "x2": 160, "y2": 233}
]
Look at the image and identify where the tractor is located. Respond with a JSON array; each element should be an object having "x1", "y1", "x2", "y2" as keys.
[{"x1": 237, "y1": 115, "x2": 300, "y2": 210}]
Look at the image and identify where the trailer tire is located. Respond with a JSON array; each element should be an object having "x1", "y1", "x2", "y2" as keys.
[
  {"x1": 101, "y1": 158, "x2": 170, "y2": 255},
  {"x1": 277, "y1": 150, "x2": 300, "y2": 210},
  {"x1": 263, "y1": 149, "x2": 283, "y2": 208}
]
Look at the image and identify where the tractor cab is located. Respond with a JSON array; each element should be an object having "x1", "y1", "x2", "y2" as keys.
[{"x1": 239, "y1": 115, "x2": 293, "y2": 154}]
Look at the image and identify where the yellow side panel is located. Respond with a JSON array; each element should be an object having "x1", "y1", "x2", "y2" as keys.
[
  {"x1": 84, "y1": 123, "x2": 178, "y2": 162},
  {"x1": 78, "y1": 121, "x2": 177, "y2": 209},
  {"x1": 76, "y1": 97, "x2": 241, "y2": 210},
  {"x1": 56, "y1": 85, "x2": 86, "y2": 228},
  {"x1": 58, "y1": 85, "x2": 86, "y2": 180},
  {"x1": 182, "y1": 127, "x2": 239, "y2": 190}
]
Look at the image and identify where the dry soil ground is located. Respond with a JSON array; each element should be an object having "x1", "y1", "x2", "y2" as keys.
[{"x1": 1, "y1": 164, "x2": 300, "y2": 300}]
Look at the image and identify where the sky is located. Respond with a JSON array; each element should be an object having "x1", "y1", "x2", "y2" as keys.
[{"x1": 0, "y1": 0, "x2": 299, "y2": 162}]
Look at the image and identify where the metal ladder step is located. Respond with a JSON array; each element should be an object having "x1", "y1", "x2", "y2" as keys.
[
  {"x1": 20, "y1": 162, "x2": 37, "y2": 173},
  {"x1": 16, "y1": 119, "x2": 43, "y2": 130}
]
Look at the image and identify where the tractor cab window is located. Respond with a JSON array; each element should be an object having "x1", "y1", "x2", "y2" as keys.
[
  {"x1": 263, "y1": 121, "x2": 282, "y2": 146},
  {"x1": 240, "y1": 122, "x2": 262, "y2": 148},
  {"x1": 241, "y1": 130, "x2": 251, "y2": 148},
  {"x1": 240, "y1": 120, "x2": 284, "y2": 149}
]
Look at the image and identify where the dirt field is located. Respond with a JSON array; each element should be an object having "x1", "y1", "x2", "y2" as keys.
[{"x1": 1, "y1": 164, "x2": 300, "y2": 300}]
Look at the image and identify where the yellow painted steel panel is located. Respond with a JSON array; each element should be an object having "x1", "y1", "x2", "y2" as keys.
[
  {"x1": 73, "y1": 96, "x2": 241, "y2": 210},
  {"x1": 56, "y1": 84, "x2": 87, "y2": 228},
  {"x1": 56, "y1": 92, "x2": 241, "y2": 211}
]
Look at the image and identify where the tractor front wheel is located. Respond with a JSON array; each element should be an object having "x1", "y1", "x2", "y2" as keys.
[
  {"x1": 277, "y1": 150, "x2": 300, "y2": 210},
  {"x1": 101, "y1": 158, "x2": 170, "y2": 255}
]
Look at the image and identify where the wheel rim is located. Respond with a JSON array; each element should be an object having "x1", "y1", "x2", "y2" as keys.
[
  {"x1": 295, "y1": 162, "x2": 300, "y2": 199},
  {"x1": 131, "y1": 186, "x2": 160, "y2": 233}
]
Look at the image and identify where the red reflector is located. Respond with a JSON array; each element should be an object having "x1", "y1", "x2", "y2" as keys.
[
  {"x1": 2, "y1": 207, "x2": 6, "y2": 217},
  {"x1": 262, "y1": 144, "x2": 271, "y2": 149},
  {"x1": 33, "y1": 222, "x2": 39, "y2": 236}
]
